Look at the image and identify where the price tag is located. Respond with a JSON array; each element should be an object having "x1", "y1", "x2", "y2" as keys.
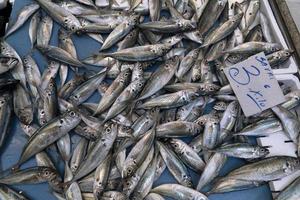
[{"x1": 224, "y1": 52, "x2": 285, "y2": 117}]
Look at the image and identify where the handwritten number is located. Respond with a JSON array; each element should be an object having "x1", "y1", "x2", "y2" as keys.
[
  {"x1": 229, "y1": 65, "x2": 260, "y2": 85},
  {"x1": 255, "y1": 56, "x2": 268, "y2": 66}
]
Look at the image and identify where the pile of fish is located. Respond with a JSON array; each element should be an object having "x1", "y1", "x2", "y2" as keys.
[{"x1": 0, "y1": 0, "x2": 300, "y2": 199}]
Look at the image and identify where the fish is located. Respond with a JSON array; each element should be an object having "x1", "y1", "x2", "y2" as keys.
[
  {"x1": 196, "y1": 153, "x2": 227, "y2": 190},
  {"x1": 13, "y1": 84, "x2": 33, "y2": 125},
  {"x1": 151, "y1": 184, "x2": 208, "y2": 200},
  {"x1": 29, "y1": 11, "x2": 41, "y2": 48},
  {"x1": 35, "y1": 0, "x2": 82, "y2": 32},
  {"x1": 5, "y1": 3, "x2": 40, "y2": 38},
  {"x1": 17, "y1": 110, "x2": 81, "y2": 166},
  {"x1": 224, "y1": 156, "x2": 300, "y2": 181},
  {"x1": 36, "y1": 15, "x2": 53, "y2": 47},
  {"x1": 23, "y1": 55, "x2": 41, "y2": 99},
  {"x1": 97, "y1": 43, "x2": 172, "y2": 62},
  {"x1": 100, "y1": 14, "x2": 140, "y2": 50},
  {"x1": 157, "y1": 141, "x2": 193, "y2": 187}
]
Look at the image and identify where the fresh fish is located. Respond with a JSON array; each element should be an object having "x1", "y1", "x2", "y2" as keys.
[
  {"x1": 157, "y1": 141, "x2": 193, "y2": 187},
  {"x1": 70, "y1": 137, "x2": 88, "y2": 173},
  {"x1": 68, "y1": 69, "x2": 107, "y2": 105},
  {"x1": 151, "y1": 184, "x2": 208, "y2": 200},
  {"x1": 5, "y1": 3, "x2": 40, "y2": 38},
  {"x1": 37, "y1": 15, "x2": 53, "y2": 47},
  {"x1": 98, "y1": 43, "x2": 172, "y2": 61},
  {"x1": 224, "y1": 156, "x2": 300, "y2": 181},
  {"x1": 0, "y1": 167, "x2": 62, "y2": 192},
  {"x1": 138, "y1": 19, "x2": 196, "y2": 33},
  {"x1": 35, "y1": 0, "x2": 82, "y2": 32},
  {"x1": 38, "y1": 45, "x2": 84, "y2": 68},
  {"x1": 138, "y1": 90, "x2": 198, "y2": 109},
  {"x1": 212, "y1": 143, "x2": 269, "y2": 159},
  {"x1": 17, "y1": 110, "x2": 81, "y2": 165},
  {"x1": 93, "y1": 153, "x2": 112, "y2": 199},
  {"x1": 267, "y1": 50, "x2": 293, "y2": 68},
  {"x1": 170, "y1": 139, "x2": 205, "y2": 172},
  {"x1": 196, "y1": 153, "x2": 227, "y2": 190},
  {"x1": 209, "y1": 178, "x2": 264, "y2": 194},
  {"x1": 223, "y1": 42, "x2": 281, "y2": 55},
  {"x1": 202, "y1": 13, "x2": 243, "y2": 47},
  {"x1": 101, "y1": 14, "x2": 140, "y2": 50},
  {"x1": 94, "y1": 69, "x2": 131, "y2": 115}
]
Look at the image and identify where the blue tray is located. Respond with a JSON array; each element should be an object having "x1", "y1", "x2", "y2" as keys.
[{"x1": 2, "y1": 0, "x2": 274, "y2": 199}]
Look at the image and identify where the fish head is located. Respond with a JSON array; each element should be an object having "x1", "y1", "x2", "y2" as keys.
[
  {"x1": 177, "y1": 19, "x2": 197, "y2": 30},
  {"x1": 40, "y1": 167, "x2": 59, "y2": 180},
  {"x1": 93, "y1": 181, "x2": 105, "y2": 198},
  {"x1": 281, "y1": 49, "x2": 294, "y2": 59},
  {"x1": 213, "y1": 101, "x2": 227, "y2": 111},
  {"x1": 63, "y1": 16, "x2": 82, "y2": 33},
  {"x1": 62, "y1": 109, "x2": 81, "y2": 128},
  {"x1": 118, "y1": 125, "x2": 133, "y2": 138},
  {"x1": 228, "y1": 101, "x2": 240, "y2": 116},
  {"x1": 165, "y1": 55, "x2": 180, "y2": 70},
  {"x1": 254, "y1": 147, "x2": 270, "y2": 158},
  {"x1": 19, "y1": 107, "x2": 33, "y2": 125},
  {"x1": 181, "y1": 174, "x2": 193, "y2": 187},
  {"x1": 267, "y1": 43, "x2": 282, "y2": 54},
  {"x1": 129, "y1": 14, "x2": 141, "y2": 25},
  {"x1": 169, "y1": 139, "x2": 185, "y2": 153},
  {"x1": 183, "y1": 90, "x2": 199, "y2": 102},
  {"x1": 122, "y1": 159, "x2": 137, "y2": 178}
]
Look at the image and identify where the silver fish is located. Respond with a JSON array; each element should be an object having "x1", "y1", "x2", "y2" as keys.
[
  {"x1": 151, "y1": 184, "x2": 208, "y2": 200},
  {"x1": 37, "y1": 15, "x2": 53, "y2": 47},
  {"x1": 29, "y1": 11, "x2": 41, "y2": 48},
  {"x1": 5, "y1": 3, "x2": 40, "y2": 38}
]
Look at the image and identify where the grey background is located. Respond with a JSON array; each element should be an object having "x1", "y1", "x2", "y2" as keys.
[{"x1": 287, "y1": 0, "x2": 300, "y2": 29}]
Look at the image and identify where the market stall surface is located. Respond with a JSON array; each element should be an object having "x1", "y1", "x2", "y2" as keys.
[{"x1": 1, "y1": 0, "x2": 274, "y2": 199}]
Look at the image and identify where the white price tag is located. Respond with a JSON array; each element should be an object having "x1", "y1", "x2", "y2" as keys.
[{"x1": 224, "y1": 52, "x2": 285, "y2": 117}]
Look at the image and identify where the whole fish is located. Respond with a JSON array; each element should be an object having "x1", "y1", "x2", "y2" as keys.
[
  {"x1": 138, "y1": 90, "x2": 198, "y2": 109},
  {"x1": 225, "y1": 156, "x2": 300, "y2": 181},
  {"x1": 211, "y1": 143, "x2": 269, "y2": 159},
  {"x1": 35, "y1": 0, "x2": 82, "y2": 32},
  {"x1": 68, "y1": 69, "x2": 107, "y2": 105},
  {"x1": 157, "y1": 141, "x2": 193, "y2": 187},
  {"x1": 98, "y1": 44, "x2": 172, "y2": 61},
  {"x1": 70, "y1": 137, "x2": 88, "y2": 173},
  {"x1": 0, "y1": 167, "x2": 62, "y2": 192},
  {"x1": 5, "y1": 3, "x2": 40, "y2": 38},
  {"x1": 38, "y1": 45, "x2": 84, "y2": 68},
  {"x1": 138, "y1": 19, "x2": 196, "y2": 33},
  {"x1": 17, "y1": 110, "x2": 81, "y2": 165},
  {"x1": 223, "y1": 42, "x2": 281, "y2": 55},
  {"x1": 23, "y1": 55, "x2": 41, "y2": 99},
  {"x1": 202, "y1": 13, "x2": 243, "y2": 47},
  {"x1": 151, "y1": 184, "x2": 208, "y2": 200},
  {"x1": 209, "y1": 178, "x2": 264, "y2": 194},
  {"x1": 170, "y1": 139, "x2": 205, "y2": 172},
  {"x1": 156, "y1": 121, "x2": 201, "y2": 138},
  {"x1": 93, "y1": 153, "x2": 112, "y2": 199}
]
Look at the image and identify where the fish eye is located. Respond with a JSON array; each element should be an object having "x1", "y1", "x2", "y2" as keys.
[
  {"x1": 70, "y1": 111, "x2": 75, "y2": 117},
  {"x1": 106, "y1": 127, "x2": 111, "y2": 133},
  {"x1": 209, "y1": 87, "x2": 214, "y2": 91},
  {"x1": 60, "y1": 119, "x2": 64, "y2": 124},
  {"x1": 285, "y1": 52, "x2": 290, "y2": 56}
]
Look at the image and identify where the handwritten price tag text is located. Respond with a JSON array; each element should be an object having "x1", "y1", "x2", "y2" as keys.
[{"x1": 224, "y1": 52, "x2": 285, "y2": 117}]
